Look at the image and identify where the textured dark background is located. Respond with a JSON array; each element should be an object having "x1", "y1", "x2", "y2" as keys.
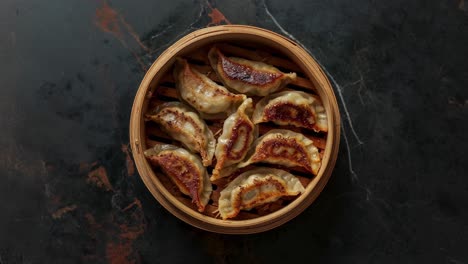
[{"x1": 1, "y1": 0, "x2": 467, "y2": 263}]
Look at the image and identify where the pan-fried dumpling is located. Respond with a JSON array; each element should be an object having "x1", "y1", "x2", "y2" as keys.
[
  {"x1": 174, "y1": 58, "x2": 246, "y2": 119},
  {"x1": 212, "y1": 99, "x2": 257, "y2": 181},
  {"x1": 218, "y1": 167, "x2": 305, "y2": 219},
  {"x1": 238, "y1": 129, "x2": 321, "y2": 175},
  {"x1": 252, "y1": 91, "x2": 328, "y2": 132},
  {"x1": 144, "y1": 144, "x2": 212, "y2": 212},
  {"x1": 208, "y1": 46, "x2": 297, "y2": 96},
  {"x1": 145, "y1": 102, "x2": 215, "y2": 166}
]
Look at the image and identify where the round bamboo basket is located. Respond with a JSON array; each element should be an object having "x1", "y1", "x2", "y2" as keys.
[{"x1": 129, "y1": 25, "x2": 340, "y2": 234}]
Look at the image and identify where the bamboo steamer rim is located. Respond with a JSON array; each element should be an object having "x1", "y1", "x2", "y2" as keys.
[{"x1": 129, "y1": 25, "x2": 341, "y2": 234}]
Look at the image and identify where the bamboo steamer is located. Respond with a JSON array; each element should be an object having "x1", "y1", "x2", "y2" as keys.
[{"x1": 129, "y1": 25, "x2": 340, "y2": 234}]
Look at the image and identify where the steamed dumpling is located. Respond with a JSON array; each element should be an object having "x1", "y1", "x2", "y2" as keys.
[
  {"x1": 252, "y1": 91, "x2": 328, "y2": 132},
  {"x1": 145, "y1": 102, "x2": 215, "y2": 166},
  {"x1": 145, "y1": 144, "x2": 212, "y2": 212},
  {"x1": 208, "y1": 46, "x2": 297, "y2": 96},
  {"x1": 238, "y1": 129, "x2": 321, "y2": 175},
  {"x1": 174, "y1": 57, "x2": 246, "y2": 119},
  {"x1": 218, "y1": 167, "x2": 305, "y2": 219},
  {"x1": 212, "y1": 99, "x2": 257, "y2": 181}
]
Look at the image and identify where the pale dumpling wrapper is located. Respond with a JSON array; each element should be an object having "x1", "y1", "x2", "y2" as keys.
[
  {"x1": 252, "y1": 91, "x2": 328, "y2": 132},
  {"x1": 174, "y1": 57, "x2": 246, "y2": 119},
  {"x1": 212, "y1": 98, "x2": 257, "y2": 181},
  {"x1": 144, "y1": 144, "x2": 212, "y2": 212},
  {"x1": 208, "y1": 46, "x2": 297, "y2": 96},
  {"x1": 145, "y1": 101, "x2": 215, "y2": 166},
  {"x1": 218, "y1": 167, "x2": 305, "y2": 219},
  {"x1": 238, "y1": 129, "x2": 321, "y2": 175}
]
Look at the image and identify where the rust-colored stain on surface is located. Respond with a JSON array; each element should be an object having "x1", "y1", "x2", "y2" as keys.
[
  {"x1": 121, "y1": 198, "x2": 142, "y2": 212},
  {"x1": 82, "y1": 213, "x2": 102, "y2": 261},
  {"x1": 52, "y1": 204, "x2": 78, "y2": 219},
  {"x1": 206, "y1": 2, "x2": 231, "y2": 26},
  {"x1": 119, "y1": 224, "x2": 144, "y2": 241},
  {"x1": 83, "y1": 198, "x2": 146, "y2": 263},
  {"x1": 94, "y1": 0, "x2": 148, "y2": 71},
  {"x1": 460, "y1": 0, "x2": 465, "y2": 11},
  {"x1": 119, "y1": 200, "x2": 145, "y2": 240},
  {"x1": 121, "y1": 144, "x2": 135, "y2": 176},
  {"x1": 85, "y1": 213, "x2": 103, "y2": 231},
  {"x1": 106, "y1": 241, "x2": 136, "y2": 264},
  {"x1": 94, "y1": 0, "x2": 122, "y2": 37},
  {"x1": 79, "y1": 161, "x2": 98, "y2": 173},
  {"x1": 106, "y1": 199, "x2": 146, "y2": 264},
  {"x1": 119, "y1": 17, "x2": 149, "y2": 52},
  {"x1": 87, "y1": 166, "x2": 113, "y2": 191}
]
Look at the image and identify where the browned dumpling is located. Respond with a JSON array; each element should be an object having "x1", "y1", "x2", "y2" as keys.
[
  {"x1": 218, "y1": 167, "x2": 304, "y2": 219},
  {"x1": 145, "y1": 102, "x2": 215, "y2": 166},
  {"x1": 144, "y1": 144, "x2": 212, "y2": 212},
  {"x1": 174, "y1": 58, "x2": 246, "y2": 119},
  {"x1": 208, "y1": 46, "x2": 297, "y2": 96},
  {"x1": 238, "y1": 129, "x2": 321, "y2": 175},
  {"x1": 212, "y1": 99, "x2": 257, "y2": 181},
  {"x1": 252, "y1": 91, "x2": 328, "y2": 132}
]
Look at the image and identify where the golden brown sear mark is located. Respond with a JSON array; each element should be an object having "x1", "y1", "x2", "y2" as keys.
[
  {"x1": 264, "y1": 102, "x2": 315, "y2": 130},
  {"x1": 145, "y1": 144, "x2": 212, "y2": 213},
  {"x1": 224, "y1": 120, "x2": 253, "y2": 160},
  {"x1": 147, "y1": 153, "x2": 205, "y2": 211},
  {"x1": 232, "y1": 178, "x2": 287, "y2": 210},
  {"x1": 208, "y1": 46, "x2": 296, "y2": 96},
  {"x1": 252, "y1": 137, "x2": 310, "y2": 169},
  {"x1": 219, "y1": 55, "x2": 282, "y2": 86}
]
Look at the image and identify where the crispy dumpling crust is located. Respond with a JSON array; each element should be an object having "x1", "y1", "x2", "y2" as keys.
[
  {"x1": 208, "y1": 46, "x2": 297, "y2": 96},
  {"x1": 252, "y1": 91, "x2": 328, "y2": 132},
  {"x1": 212, "y1": 99, "x2": 257, "y2": 181},
  {"x1": 145, "y1": 102, "x2": 215, "y2": 166},
  {"x1": 218, "y1": 167, "x2": 305, "y2": 219},
  {"x1": 238, "y1": 129, "x2": 321, "y2": 175},
  {"x1": 174, "y1": 58, "x2": 246, "y2": 119},
  {"x1": 144, "y1": 144, "x2": 212, "y2": 212}
]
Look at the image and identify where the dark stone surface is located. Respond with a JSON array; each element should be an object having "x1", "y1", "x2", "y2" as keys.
[{"x1": 1, "y1": 0, "x2": 467, "y2": 263}]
